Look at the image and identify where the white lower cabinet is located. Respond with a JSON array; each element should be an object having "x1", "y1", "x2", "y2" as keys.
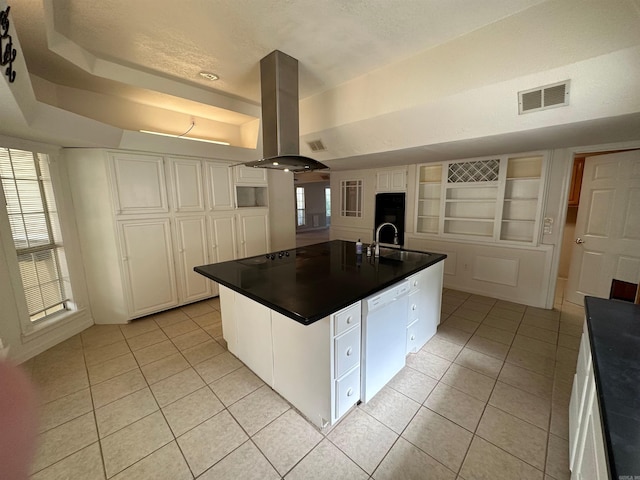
[
  {"x1": 174, "y1": 216, "x2": 212, "y2": 303},
  {"x1": 272, "y1": 301, "x2": 361, "y2": 429},
  {"x1": 569, "y1": 322, "x2": 609, "y2": 480},
  {"x1": 118, "y1": 218, "x2": 179, "y2": 318},
  {"x1": 208, "y1": 214, "x2": 237, "y2": 264},
  {"x1": 406, "y1": 261, "x2": 444, "y2": 353},
  {"x1": 220, "y1": 283, "x2": 361, "y2": 430}
]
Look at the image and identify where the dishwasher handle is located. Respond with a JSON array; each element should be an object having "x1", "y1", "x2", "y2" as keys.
[{"x1": 366, "y1": 281, "x2": 410, "y2": 312}]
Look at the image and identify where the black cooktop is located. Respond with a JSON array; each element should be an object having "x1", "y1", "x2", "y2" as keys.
[{"x1": 195, "y1": 240, "x2": 446, "y2": 325}]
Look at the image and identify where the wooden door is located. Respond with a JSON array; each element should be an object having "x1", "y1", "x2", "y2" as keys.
[{"x1": 565, "y1": 150, "x2": 640, "y2": 305}]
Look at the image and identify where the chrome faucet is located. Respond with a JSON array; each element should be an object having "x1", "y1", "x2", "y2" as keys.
[{"x1": 373, "y1": 222, "x2": 399, "y2": 257}]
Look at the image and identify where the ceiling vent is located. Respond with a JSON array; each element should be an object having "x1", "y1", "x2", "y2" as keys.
[
  {"x1": 518, "y1": 80, "x2": 570, "y2": 114},
  {"x1": 307, "y1": 139, "x2": 327, "y2": 152}
]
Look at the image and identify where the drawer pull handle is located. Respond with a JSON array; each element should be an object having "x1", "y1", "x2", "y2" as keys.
[
  {"x1": 346, "y1": 316, "x2": 352, "y2": 324},
  {"x1": 346, "y1": 388, "x2": 354, "y2": 397},
  {"x1": 410, "y1": 334, "x2": 416, "y2": 341},
  {"x1": 412, "y1": 304, "x2": 417, "y2": 311},
  {"x1": 346, "y1": 347, "x2": 353, "y2": 356},
  {"x1": 413, "y1": 280, "x2": 418, "y2": 286}
]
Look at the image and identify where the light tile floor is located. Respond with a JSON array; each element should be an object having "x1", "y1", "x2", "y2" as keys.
[{"x1": 22, "y1": 290, "x2": 583, "y2": 479}]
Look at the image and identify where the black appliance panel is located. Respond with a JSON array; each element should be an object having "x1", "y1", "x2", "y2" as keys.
[{"x1": 374, "y1": 193, "x2": 405, "y2": 246}]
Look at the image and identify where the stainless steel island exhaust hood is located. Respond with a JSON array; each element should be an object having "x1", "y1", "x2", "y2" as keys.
[{"x1": 242, "y1": 50, "x2": 329, "y2": 173}]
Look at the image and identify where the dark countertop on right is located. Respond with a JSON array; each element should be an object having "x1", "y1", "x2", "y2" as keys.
[{"x1": 584, "y1": 296, "x2": 640, "y2": 480}]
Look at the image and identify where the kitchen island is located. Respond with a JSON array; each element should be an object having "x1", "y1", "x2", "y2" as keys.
[{"x1": 195, "y1": 240, "x2": 446, "y2": 428}]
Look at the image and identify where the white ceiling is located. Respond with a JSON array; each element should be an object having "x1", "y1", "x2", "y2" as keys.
[
  {"x1": 9, "y1": 0, "x2": 547, "y2": 135},
  {"x1": 5, "y1": 0, "x2": 640, "y2": 167}
]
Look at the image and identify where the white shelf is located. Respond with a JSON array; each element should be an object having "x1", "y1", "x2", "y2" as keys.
[
  {"x1": 445, "y1": 199, "x2": 496, "y2": 203},
  {"x1": 444, "y1": 216, "x2": 495, "y2": 222},
  {"x1": 506, "y1": 177, "x2": 540, "y2": 181}
]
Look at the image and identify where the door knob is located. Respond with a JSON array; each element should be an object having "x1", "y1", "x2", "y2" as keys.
[{"x1": 575, "y1": 238, "x2": 585, "y2": 244}]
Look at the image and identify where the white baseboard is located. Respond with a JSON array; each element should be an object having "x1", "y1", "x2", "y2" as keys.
[{"x1": 12, "y1": 311, "x2": 94, "y2": 364}]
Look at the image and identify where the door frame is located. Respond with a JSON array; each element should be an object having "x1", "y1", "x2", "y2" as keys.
[{"x1": 545, "y1": 139, "x2": 640, "y2": 309}]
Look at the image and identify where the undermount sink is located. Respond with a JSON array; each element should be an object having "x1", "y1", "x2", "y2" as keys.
[{"x1": 378, "y1": 248, "x2": 428, "y2": 262}]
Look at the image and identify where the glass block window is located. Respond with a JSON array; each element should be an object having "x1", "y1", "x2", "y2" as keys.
[
  {"x1": 341, "y1": 180, "x2": 362, "y2": 217},
  {"x1": 448, "y1": 159, "x2": 500, "y2": 183},
  {"x1": 0, "y1": 148, "x2": 69, "y2": 322}
]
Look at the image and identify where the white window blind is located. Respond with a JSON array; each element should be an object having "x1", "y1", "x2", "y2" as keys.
[
  {"x1": 296, "y1": 187, "x2": 306, "y2": 226},
  {"x1": 0, "y1": 148, "x2": 69, "y2": 321}
]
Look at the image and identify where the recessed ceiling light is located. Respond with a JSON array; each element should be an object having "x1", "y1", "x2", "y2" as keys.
[{"x1": 199, "y1": 71, "x2": 219, "y2": 81}]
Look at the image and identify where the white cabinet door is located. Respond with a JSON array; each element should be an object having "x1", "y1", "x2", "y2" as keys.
[
  {"x1": 234, "y1": 165, "x2": 267, "y2": 184},
  {"x1": 174, "y1": 216, "x2": 212, "y2": 303},
  {"x1": 208, "y1": 214, "x2": 237, "y2": 263},
  {"x1": 205, "y1": 162, "x2": 234, "y2": 210},
  {"x1": 118, "y1": 218, "x2": 178, "y2": 317},
  {"x1": 110, "y1": 153, "x2": 168, "y2": 214},
  {"x1": 168, "y1": 157, "x2": 205, "y2": 212},
  {"x1": 237, "y1": 211, "x2": 270, "y2": 258},
  {"x1": 376, "y1": 169, "x2": 407, "y2": 191}
]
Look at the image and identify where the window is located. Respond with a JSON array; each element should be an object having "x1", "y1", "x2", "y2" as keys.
[
  {"x1": 341, "y1": 180, "x2": 362, "y2": 217},
  {"x1": 325, "y1": 187, "x2": 331, "y2": 217},
  {"x1": 0, "y1": 148, "x2": 70, "y2": 322},
  {"x1": 296, "y1": 187, "x2": 306, "y2": 226}
]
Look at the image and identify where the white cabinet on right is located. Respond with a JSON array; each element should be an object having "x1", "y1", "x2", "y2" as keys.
[
  {"x1": 569, "y1": 322, "x2": 609, "y2": 480},
  {"x1": 236, "y1": 210, "x2": 270, "y2": 257},
  {"x1": 406, "y1": 260, "x2": 444, "y2": 353}
]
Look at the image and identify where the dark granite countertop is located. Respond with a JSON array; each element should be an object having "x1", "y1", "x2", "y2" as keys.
[
  {"x1": 195, "y1": 240, "x2": 446, "y2": 325},
  {"x1": 584, "y1": 296, "x2": 640, "y2": 480}
]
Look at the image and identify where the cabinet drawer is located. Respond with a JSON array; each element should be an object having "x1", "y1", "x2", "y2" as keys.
[
  {"x1": 408, "y1": 272, "x2": 422, "y2": 293},
  {"x1": 408, "y1": 292, "x2": 420, "y2": 325},
  {"x1": 333, "y1": 303, "x2": 361, "y2": 336},
  {"x1": 334, "y1": 326, "x2": 361, "y2": 378},
  {"x1": 335, "y1": 366, "x2": 360, "y2": 420},
  {"x1": 407, "y1": 320, "x2": 419, "y2": 354}
]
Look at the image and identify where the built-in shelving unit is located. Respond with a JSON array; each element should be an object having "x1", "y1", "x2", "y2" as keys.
[
  {"x1": 443, "y1": 159, "x2": 499, "y2": 238},
  {"x1": 414, "y1": 154, "x2": 545, "y2": 245},
  {"x1": 416, "y1": 165, "x2": 442, "y2": 234},
  {"x1": 500, "y1": 156, "x2": 543, "y2": 243}
]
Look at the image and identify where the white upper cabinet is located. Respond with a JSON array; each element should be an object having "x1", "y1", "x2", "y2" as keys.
[
  {"x1": 234, "y1": 165, "x2": 268, "y2": 184},
  {"x1": 167, "y1": 157, "x2": 205, "y2": 213},
  {"x1": 205, "y1": 162, "x2": 234, "y2": 210},
  {"x1": 376, "y1": 169, "x2": 407, "y2": 192},
  {"x1": 237, "y1": 210, "x2": 270, "y2": 258},
  {"x1": 110, "y1": 153, "x2": 168, "y2": 215}
]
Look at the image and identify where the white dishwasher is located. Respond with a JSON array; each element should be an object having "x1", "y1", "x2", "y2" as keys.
[{"x1": 361, "y1": 280, "x2": 410, "y2": 403}]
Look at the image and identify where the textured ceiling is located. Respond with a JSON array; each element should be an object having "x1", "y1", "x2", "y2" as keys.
[{"x1": 9, "y1": 0, "x2": 548, "y2": 135}]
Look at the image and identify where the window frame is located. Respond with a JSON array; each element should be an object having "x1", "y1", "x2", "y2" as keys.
[
  {"x1": 0, "y1": 149, "x2": 70, "y2": 323},
  {"x1": 340, "y1": 179, "x2": 363, "y2": 218},
  {"x1": 0, "y1": 143, "x2": 85, "y2": 338},
  {"x1": 296, "y1": 186, "x2": 306, "y2": 226}
]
